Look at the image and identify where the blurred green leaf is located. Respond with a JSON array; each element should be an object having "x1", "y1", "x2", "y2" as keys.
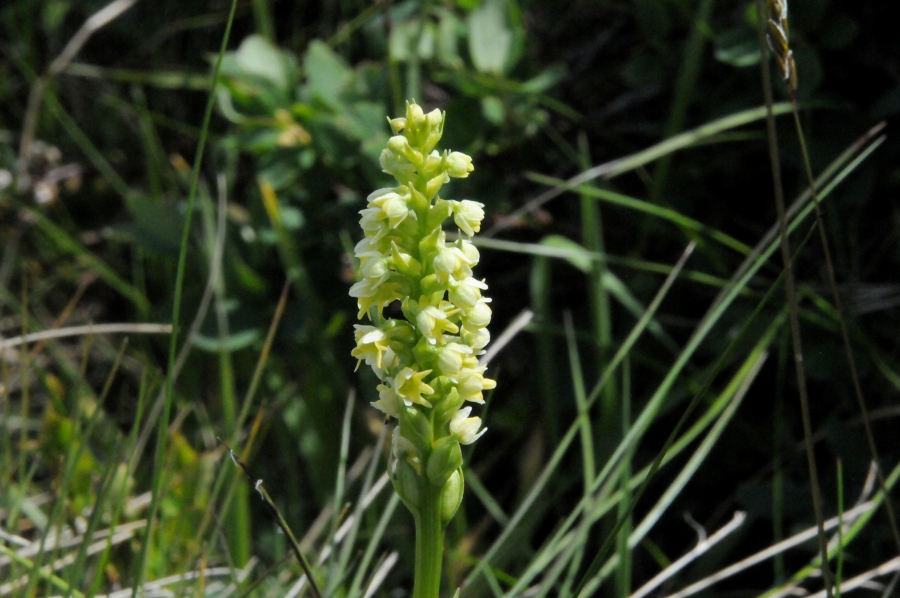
[
  {"x1": 258, "y1": 156, "x2": 301, "y2": 190},
  {"x1": 481, "y1": 96, "x2": 504, "y2": 125},
  {"x1": 518, "y1": 67, "x2": 565, "y2": 94},
  {"x1": 468, "y1": 0, "x2": 512, "y2": 74},
  {"x1": 121, "y1": 196, "x2": 184, "y2": 256},
  {"x1": 234, "y1": 34, "x2": 293, "y2": 92},
  {"x1": 541, "y1": 235, "x2": 592, "y2": 273},
  {"x1": 715, "y1": 29, "x2": 761, "y2": 68},
  {"x1": 389, "y1": 19, "x2": 436, "y2": 62},
  {"x1": 191, "y1": 329, "x2": 261, "y2": 352},
  {"x1": 436, "y1": 9, "x2": 463, "y2": 68},
  {"x1": 303, "y1": 40, "x2": 352, "y2": 107},
  {"x1": 279, "y1": 205, "x2": 305, "y2": 230},
  {"x1": 41, "y1": 0, "x2": 70, "y2": 33}
]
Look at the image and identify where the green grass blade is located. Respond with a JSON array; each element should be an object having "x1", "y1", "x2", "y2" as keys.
[
  {"x1": 464, "y1": 241, "x2": 694, "y2": 590},
  {"x1": 133, "y1": 0, "x2": 238, "y2": 592},
  {"x1": 486, "y1": 103, "x2": 795, "y2": 238},
  {"x1": 527, "y1": 173, "x2": 753, "y2": 256}
]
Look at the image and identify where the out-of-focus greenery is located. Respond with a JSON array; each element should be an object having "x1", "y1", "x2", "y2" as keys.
[{"x1": 2, "y1": 0, "x2": 900, "y2": 595}]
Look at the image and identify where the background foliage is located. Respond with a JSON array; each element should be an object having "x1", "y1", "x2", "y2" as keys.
[{"x1": 2, "y1": 0, "x2": 900, "y2": 595}]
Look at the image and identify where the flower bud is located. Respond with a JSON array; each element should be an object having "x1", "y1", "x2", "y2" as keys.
[
  {"x1": 422, "y1": 151, "x2": 444, "y2": 179},
  {"x1": 425, "y1": 108, "x2": 443, "y2": 129},
  {"x1": 464, "y1": 299, "x2": 492, "y2": 328},
  {"x1": 432, "y1": 387, "x2": 465, "y2": 431},
  {"x1": 392, "y1": 453, "x2": 421, "y2": 510},
  {"x1": 461, "y1": 324, "x2": 490, "y2": 352},
  {"x1": 400, "y1": 405, "x2": 434, "y2": 452},
  {"x1": 457, "y1": 366, "x2": 491, "y2": 403},
  {"x1": 449, "y1": 277, "x2": 487, "y2": 309},
  {"x1": 436, "y1": 342, "x2": 473, "y2": 378},
  {"x1": 417, "y1": 305, "x2": 459, "y2": 344},
  {"x1": 440, "y1": 469, "x2": 464, "y2": 525},
  {"x1": 368, "y1": 187, "x2": 410, "y2": 229},
  {"x1": 425, "y1": 172, "x2": 450, "y2": 201},
  {"x1": 380, "y1": 148, "x2": 416, "y2": 181},
  {"x1": 387, "y1": 134, "x2": 411, "y2": 156},
  {"x1": 360, "y1": 254, "x2": 390, "y2": 283},
  {"x1": 426, "y1": 436, "x2": 463, "y2": 487},
  {"x1": 391, "y1": 242, "x2": 422, "y2": 277},
  {"x1": 407, "y1": 102, "x2": 425, "y2": 127},
  {"x1": 421, "y1": 109, "x2": 445, "y2": 154},
  {"x1": 458, "y1": 239, "x2": 480, "y2": 264},
  {"x1": 433, "y1": 245, "x2": 473, "y2": 283},
  {"x1": 446, "y1": 151, "x2": 474, "y2": 178},
  {"x1": 358, "y1": 207, "x2": 386, "y2": 236}
]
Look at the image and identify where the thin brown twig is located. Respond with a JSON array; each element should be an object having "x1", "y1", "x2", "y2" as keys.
[
  {"x1": 756, "y1": 0, "x2": 833, "y2": 594},
  {"x1": 788, "y1": 95, "x2": 900, "y2": 561}
]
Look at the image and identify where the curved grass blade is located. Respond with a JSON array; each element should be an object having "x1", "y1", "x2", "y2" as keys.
[
  {"x1": 485, "y1": 103, "x2": 794, "y2": 238},
  {"x1": 222, "y1": 441, "x2": 323, "y2": 598},
  {"x1": 462, "y1": 241, "x2": 696, "y2": 591},
  {"x1": 755, "y1": 1, "x2": 831, "y2": 590},
  {"x1": 134, "y1": 0, "x2": 239, "y2": 592}
]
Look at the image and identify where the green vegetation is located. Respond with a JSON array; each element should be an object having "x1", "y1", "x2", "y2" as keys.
[{"x1": 2, "y1": 0, "x2": 899, "y2": 596}]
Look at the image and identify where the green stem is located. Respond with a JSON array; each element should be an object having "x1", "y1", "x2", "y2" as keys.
[{"x1": 412, "y1": 481, "x2": 444, "y2": 598}]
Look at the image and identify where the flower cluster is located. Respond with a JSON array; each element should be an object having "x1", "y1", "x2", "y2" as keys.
[{"x1": 350, "y1": 101, "x2": 494, "y2": 518}]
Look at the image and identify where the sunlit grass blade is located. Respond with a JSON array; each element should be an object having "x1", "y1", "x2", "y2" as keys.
[
  {"x1": 346, "y1": 475, "x2": 402, "y2": 597},
  {"x1": 555, "y1": 312, "x2": 594, "y2": 597},
  {"x1": 485, "y1": 103, "x2": 795, "y2": 238},
  {"x1": 463, "y1": 241, "x2": 695, "y2": 592},
  {"x1": 527, "y1": 173, "x2": 752, "y2": 256},
  {"x1": 667, "y1": 464, "x2": 892, "y2": 598},
  {"x1": 567, "y1": 135, "x2": 874, "y2": 591},
  {"x1": 87, "y1": 370, "x2": 154, "y2": 596},
  {"x1": 0, "y1": 545, "x2": 87, "y2": 598},
  {"x1": 474, "y1": 235, "x2": 735, "y2": 292},
  {"x1": 135, "y1": 0, "x2": 239, "y2": 592},
  {"x1": 333, "y1": 433, "x2": 394, "y2": 597},
  {"x1": 24, "y1": 338, "x2": 128, "y2": 596},
  {"x1": 529, "y1": 306, "x2": 776, "y2": 595},
  {"x1": 593, "y1": 334, "x2": 773, "y2": 588},
  {"x1": 789, "y1": 61, "x2": 900, "y2": 560},
  {"x1": 763, "y1": 460, "x2": 900, "y2": 597},
  {"x1": 326, "y1": 393, "x2": 356, "y2": 595}
]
